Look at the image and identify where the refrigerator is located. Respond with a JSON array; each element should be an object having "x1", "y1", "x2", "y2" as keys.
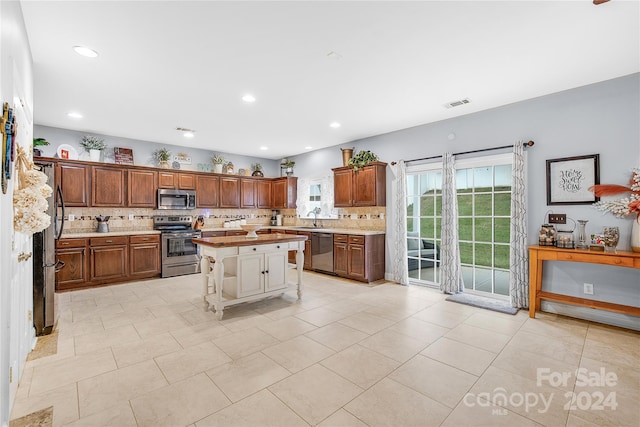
[{"x1": 32, "y1": 161, "x2": 65, "y2": 336}]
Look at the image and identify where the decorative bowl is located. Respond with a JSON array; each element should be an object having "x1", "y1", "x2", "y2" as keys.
[{"x1": 240, "y1": 224, "x2": 262, "y2": 238}]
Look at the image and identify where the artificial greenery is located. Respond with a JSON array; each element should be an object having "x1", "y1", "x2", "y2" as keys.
[
  {"x1": 80, "y1": 135, "x2": 107, "y2": 151},
  {"x1": 211, "y1": 153, "x2": 225, "y2": 164},
  {"x1": 348, "y1": 150, "x2": 379, "y2": 171},
  {"x1": 283, "y1": 160, "x2": 295, "y2": 168},
  {"x1": 153, "y1": 147, "x2": 171, "y2": 163},
  {"x1": 33, "y1": 138, "x2": 49, "y2": 146},
  {"x1": 251, "y1": 162, "x2": 263, "y2": 171}
]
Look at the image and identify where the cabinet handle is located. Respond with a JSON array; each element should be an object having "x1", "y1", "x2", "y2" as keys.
[
  {"x1": 253, "y1": 248, "x2": 257, "y2": 251},
  {"x1": 106, "y1": 240, "x2": 113, "y2": 243},
  {"x1": 62, "y1": 242, "x2": 69, "y2": 245},
  {"x1": 265, "y1": 270, "x2": 269, "y2": 274},
  {"x1": 277, "y1": 245, "x2": 280, "y2": 249}
]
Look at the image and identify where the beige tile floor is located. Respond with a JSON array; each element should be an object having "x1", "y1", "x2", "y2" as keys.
[{"x1": 10, "y1": 271, "x2": 640, "y2": 427}]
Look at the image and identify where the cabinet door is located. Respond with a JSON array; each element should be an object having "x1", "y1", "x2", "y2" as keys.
[
  {"x1": 158, "y1": 171, "x2": 176, "y2": 188},
  {"x1": 90, "y1": 244, "x2": 128, "y2": 282},
  {"x1": 177, "y1": 173, "x2": 196, "y2": 190},
  {"x1": 240, "y1": 178, "x2": 256, "y2": 208},
  {"x1": 128, "y1": 169, "x2": 157, "y2": 207},
  {"x1": 196, "y1": 175, "x2": 219, "y2": 208},
  {"x1": 55, "y1": 247, "x2": 88, "y2": 290},
  {"x1": 348, "y1": 244, "x2": 366, "y2": 280},
  {"x1": 272, "y1": 177, "x2": 297, "y2": 209},
  {"x1": 237, "y1": 253, "x2": 265, "y2": 297},
  {"x1": 353, "y1": 167, "x2": 376, "y2": 206},
  {"x1": 333, "y1": 168, "x2": 353, "y2": 207},
  {"x1": 129, "y1": 235, "x2": 160, "y2": 279},
  {"x1": 265, "y1": 250, "x2": 288, "y2": 292},
  {"x1": 57, "y1": 163, "x2": 90, "y2": 207},
  {"x1": 333, "y1": 242, "x2": 348, "y2": 276},
  {"x1": 256, "y1": 180, "x2": 272, "y2": 209},
  {"x1": 92, "y1": 166, "x2": 126, "y2": 207},
  {"x1": 219, "y1": 176, "x2": 240, "y2": 208}
]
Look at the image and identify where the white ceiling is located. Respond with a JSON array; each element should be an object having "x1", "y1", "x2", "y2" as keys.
[{"x1": 21, "y1": 1, "x2": 639, "y2": 160}]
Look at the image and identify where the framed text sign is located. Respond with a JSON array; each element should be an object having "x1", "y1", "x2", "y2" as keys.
[{"x1": 546, "y1": 154, "x2": 599, "y2": 205}]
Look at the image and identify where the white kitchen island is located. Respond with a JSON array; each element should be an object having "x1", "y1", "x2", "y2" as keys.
[{"x1": 193, "y1": 233, "x2": 307, "y2": 320}]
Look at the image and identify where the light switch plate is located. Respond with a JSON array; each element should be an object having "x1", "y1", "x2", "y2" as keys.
[
  {"x1": 128, "y1": 213, "x2": 134, "y2": 221},
  {"x1": 68, "y1": 214, "x2": 75, "y2": 222}
]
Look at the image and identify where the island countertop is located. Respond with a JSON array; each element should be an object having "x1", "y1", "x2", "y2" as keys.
[{"x1": 193, "y1": 233, "x2": 307, "y2": 248}]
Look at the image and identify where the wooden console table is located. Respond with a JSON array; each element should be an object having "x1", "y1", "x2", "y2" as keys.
[{"x1": 528, "y1": 245, "x2": 640, "y2": 318}]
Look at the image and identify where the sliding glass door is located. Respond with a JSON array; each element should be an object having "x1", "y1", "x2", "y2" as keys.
[{"x1": 406, "y1": 154, "x2": 512, "y2": 298}]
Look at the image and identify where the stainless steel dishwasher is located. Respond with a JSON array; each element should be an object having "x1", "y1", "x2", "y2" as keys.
[{"x1": 311, "y1": 232, "x2": 334, "y2": 273}]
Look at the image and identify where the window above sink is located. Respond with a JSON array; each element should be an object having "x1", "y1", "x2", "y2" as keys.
[{"x1": 297, "y1": 175, "x2": 337, "y2": 220}]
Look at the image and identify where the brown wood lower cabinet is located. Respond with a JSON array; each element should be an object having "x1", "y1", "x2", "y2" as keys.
[
  {"x1": 55, "y1": 238, "x2": 89, "y2": 290},
  {"x1": 129, "y1": 235, "x2": 161, "y2": 279},
  {"x1": 333, "y1": 233, "x2": 385, "y2": 282},
  {"x1": 90, "y1": 236, "x2": 129, "y2": 283}
]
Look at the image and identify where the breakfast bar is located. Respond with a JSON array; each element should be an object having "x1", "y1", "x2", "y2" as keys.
[{"x1": 193, "y1": 233, "x2": 307, "y2": 320}]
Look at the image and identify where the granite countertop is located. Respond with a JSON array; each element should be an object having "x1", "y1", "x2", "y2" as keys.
[{"x1": 60, "y1": 229, "x2": 161, "y2": 238}]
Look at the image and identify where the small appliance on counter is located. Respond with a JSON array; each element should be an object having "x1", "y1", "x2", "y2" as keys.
[
  {"x1": 96, "y1": 215, "x2": 110, "y2": 233},
  {"x1": 270, "y1": 210, "x2": 279, "y2": 226}
]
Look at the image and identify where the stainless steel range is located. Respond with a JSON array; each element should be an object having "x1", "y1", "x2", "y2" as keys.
[{"x1": 154, "y1": 215, "x2": 202, "y2": 278}]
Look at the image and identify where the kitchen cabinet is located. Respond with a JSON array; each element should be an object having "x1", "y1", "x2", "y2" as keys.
[
  {"x1": 219, "y1": 176, "x2": 240, "y2": 208},
  {"x1": 332, "y1": 162, "x2": 387, "y2": 207},
  {"x1": 256, "y1": 180, "x2": 272, "y2": 209},
  {"x1": 56, "y1": 162, "x2": 90, "y2": 207},
  {"x1": 92, "y1": 166, "x2": 126, "y2": 207},
  {"x1": 196, "y1": 175, "x2": 219, "y2": 208},
  {"x1": 232, "y1": 245, "x2": 288, "y2": 298},
  {"x1": 89, "y1": 236, "x2": 129, "y2": 283},
  {"x1": 129, "y1": 234, "x2": 160, "y2": 279},
  {"x1": 240, "y1": 178, "x2": 256, "y2": 208},
  {"x1": 128, "y1": 169, "x2": 157, "y2": 208},
  {"x1": 55, "y1": 238, "x2": 89, "y2": 290},
  {"x1": 333, "y1": 233, "x2": 385, "y2": 282},
  {"x1": 158, "y1": 172, "x2": 196, "y2": 190},
  {"x1": 272, "y1": 177, "x2": 297, "y2": 209}
]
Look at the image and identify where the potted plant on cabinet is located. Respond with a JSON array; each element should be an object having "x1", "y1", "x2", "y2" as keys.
[
  {"x1": 283, "y1": 160, "x2": 295, "y2": 176},
  {"x1": 33, "y1": 138, "x2": 49, "y2": 157},
  {"x1": 348, "y1": 150, "x2": 379, "y2": 171},
  {"x1": 80, "y1": 135, "x2": 107, "y2": 162},
  {"x1": 251, "y1": 162, "x2": 264, "y2": 177},
  {"x1": 211, "y1": 153, "x2": 225, "y2": 173},
  {"x1": 153, "y1": 147, "x2": 172, "y2": 168}
]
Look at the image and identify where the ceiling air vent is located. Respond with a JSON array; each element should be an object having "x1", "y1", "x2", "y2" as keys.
[{"x1": 444, "y1": 98, "x2": 471, "y2": 109}]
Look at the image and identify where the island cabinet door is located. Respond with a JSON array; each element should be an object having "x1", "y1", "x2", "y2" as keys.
[
  {"x1": 265, "y1": 250, "x2": 288, "y2": 292},
  {"x1": 237, "y1": 253, "x2": 265, "y2": 298}
]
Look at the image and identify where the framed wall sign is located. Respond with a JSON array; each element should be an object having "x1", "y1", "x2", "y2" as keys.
[{"x1": 546, "y1": 154, "x2": 600, "y2": 205}]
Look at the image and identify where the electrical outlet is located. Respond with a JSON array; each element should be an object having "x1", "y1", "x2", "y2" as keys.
[
  {"x1": 68, "y1": 214, "x2": 75, "y2": 222},
  {"x1": 128, "y1": 213, "x2": 134, "y2": 221},
  {"x1": 548, "y1": 214, "x2": 566, "y2": 224},
  {"x1": 584, "y1": 283, "x2": 594, "y2": 295}
]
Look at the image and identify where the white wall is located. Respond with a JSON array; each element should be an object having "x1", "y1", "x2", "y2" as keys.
[
  {"x1": 0, "y1": 1, "x2": 35, "y2": 424},
  {"x1": 291, "y1": 73, "x2": 640, "y2": 329}
]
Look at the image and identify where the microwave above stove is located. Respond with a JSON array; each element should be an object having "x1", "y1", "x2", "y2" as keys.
[{"x1": 157, "y1": 189, "x2": 196, "y2": 210}]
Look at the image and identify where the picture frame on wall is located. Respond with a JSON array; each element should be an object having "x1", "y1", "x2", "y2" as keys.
[{"x1": 546, "y1": 154, "x2": 600, "y2": 205}]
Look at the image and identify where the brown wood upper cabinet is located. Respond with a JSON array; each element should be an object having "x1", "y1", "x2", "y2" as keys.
[
  {"x1": 92, "y1": 166, "x2": 126, "y2": 207},
  {"x1": 128, "y1": 169, "x2": 157, "y2": 208},
  {"x1": 272, "y1": 177, "x2": 297, "y2": 209},
  {"x1": 256, "y1": 180, "x2": 272, "y2": 209},
  {"x1": 196, "y1": 175, "x2": 219, "y2": 208},
  {"x1": 332, "y1": 162, "x2": 387, "y2": 207},
  {"x1": 219, "y1": 176, "x2": 240, "y2": 208},
  {"x1": 240, "y1": 178, "x2": 257, "y2": 208},
  {"x1": 158, "y1": 171, "x2": 196, "y2": 190},
  {"x1": 56, "y1": 162, "x2": 90, "y2": 207}
]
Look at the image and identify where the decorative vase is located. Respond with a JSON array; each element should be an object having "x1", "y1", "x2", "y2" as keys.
[
  {"x1": 341, "y1": 147, "x2": 354, "y2": 166},
  {"x1": 89, "y1": 149, "x2": 101, "y2": 162},
  {"x1": 602, "y1": 226, "x2": 619, "y2": 252},
  {"x1": 286, "y1": 167, "x2": 293, "y2": 176},
  {"x1": 213, "y1": 163, "x2": 223, "y2": 174},
  {"x1": 576, "y1": 220, "x2": 589, "y2": 249},
  {"x1": 632, "y1": 218, "x2": 640, "y2": 253},
  {"x1": 252, "y1": 170, "x2": 264, "y2": 177},
  {"x1": 158, "y1": 160, "x2": 170, "y2": 169}
]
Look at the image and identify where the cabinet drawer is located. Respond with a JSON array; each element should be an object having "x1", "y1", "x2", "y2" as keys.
[
  {"x1": 556, "y1": 252, "x2": 634, "y2": 267},
  {"x1": 57, "y1": 238, "x2": 88, "y2": 248},
  {"x1": 238, "y1": 243, "x2": 288, "y2": 254},
  {"x1": 130, "y1": 234, "x2": 160, "y2": 244},
  {"x1": 348, "y1": 235, "x2": 365, "y2": 244},
  {"x1": 90, "y1": 236, "x2": 128, "y2": 246},
  {"x1": 334, "y1": 234, "x2": 348, "y2": 243}
]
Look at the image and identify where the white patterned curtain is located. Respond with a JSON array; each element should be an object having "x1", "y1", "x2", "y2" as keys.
[
  {"x1": 440, "y1": 153, "x2": 464, "y2": 294},
  {"x1": 390, "y1": 161, "x2": 409, "y2": 285},
  {"x1": 510, "y1": 142, "x2": 529, "y2": 308}
]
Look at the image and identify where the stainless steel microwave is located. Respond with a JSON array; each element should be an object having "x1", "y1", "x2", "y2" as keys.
[{"x1": 157, "y1": 189, "x2": 196, "y2": 210}]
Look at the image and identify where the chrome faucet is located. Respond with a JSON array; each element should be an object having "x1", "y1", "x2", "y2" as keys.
[{"x1": 307, "y1": 207, "x2": 321, "y2": 227}]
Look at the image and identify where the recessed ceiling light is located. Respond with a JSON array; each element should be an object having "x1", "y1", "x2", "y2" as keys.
[
  {"x1": 242, "y1": 94, "x2": 256, "y2": 103},
  {"x1": 305, "y1": 146, "x2": 313, "y2": 150},
  {"x1": 67, "y1": 112, "x2": 83, "y2": 119},
  {"x1": 183, "y1": 132, "x2": 195, "y2": 138},
  {"x1": 330, "y1": 122, "x2": 341, "y2": 128},
  {"x1": 259, "y1": 146, "x2": 268, "y2": 151},
  {"x1": 73, "y1": 45, "x2": 98, "y2": 58}
]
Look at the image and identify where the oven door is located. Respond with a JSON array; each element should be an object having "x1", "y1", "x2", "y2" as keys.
[{"x1": 161, "y1": 231, "x2": 201, "y2": 277}]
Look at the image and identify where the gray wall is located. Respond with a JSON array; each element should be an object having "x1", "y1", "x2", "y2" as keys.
[
  {"x1": 291, "y1": 73, "x2": 640, "y2": 329},
  {"x1": 33, "y1": 126, "x2": 285, "y2": 178}
]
